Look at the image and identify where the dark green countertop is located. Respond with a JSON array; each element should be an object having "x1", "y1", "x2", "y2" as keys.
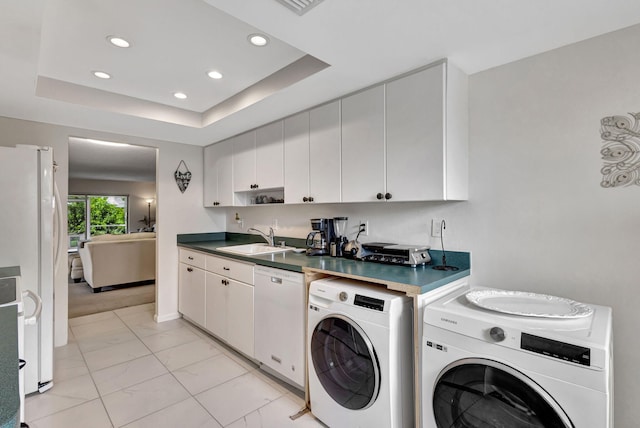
[
  {"x1": 177, "y1": 233, "x2": 470, "y2": 294},
  {"x1": 0, "y1": 305, "x2": 19, "y2": 428}
]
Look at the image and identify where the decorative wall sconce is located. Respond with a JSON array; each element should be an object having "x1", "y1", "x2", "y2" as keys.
[{"x1": 174, "y1": 160, "x2": 192, "y2": 193}]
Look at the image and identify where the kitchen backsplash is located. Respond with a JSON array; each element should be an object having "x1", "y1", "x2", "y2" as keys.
[{"x1": 225, "y1": 201, "x2": 469, "y2": 251}]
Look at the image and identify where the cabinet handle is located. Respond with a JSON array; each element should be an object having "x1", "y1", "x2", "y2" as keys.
[
  {"x1": 188, "y1": 256, "x2": 194, "y2": 260},
  {"x1": 223, "y1": 266, "x2": 230, "y2": 271},
  {"x1": 271, "y1": 355, "x2": 282, "y2": 364},
  {"x1": 376, "y1": 192, "x2": 384, "y2": 200},
  {"x1": 221, "y1": 279, "x2": 229, "y2": 286},
  {"x1": 385, "y1": 192, "x2": 392, "y2": 200},
  {"x1": 187, "y1": 267, "x2": 193, "y2": 272},
  {"x1": 309, "y1": 196, "x2": 314, "y2": 202},
  {"x1": 255, "y1": 184, "x2": 259, "y2": 189},
  {"x1": 303, "y1": 196, "x2": 308, "y2": 202}
]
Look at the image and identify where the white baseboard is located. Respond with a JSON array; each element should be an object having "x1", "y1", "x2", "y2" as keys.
[{"x1": 154, "y1": 311, "x2": 181, "y2": 323}]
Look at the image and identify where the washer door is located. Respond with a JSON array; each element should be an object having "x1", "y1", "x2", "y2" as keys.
[
  {"x1": 310, "y1": 314, "x2": 380, "y2": 410},
  {"x1": 433, "y1": 359, "x2": 573, "y2": 428}
]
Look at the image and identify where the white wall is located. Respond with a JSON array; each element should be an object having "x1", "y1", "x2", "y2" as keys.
[
  {"x1": 69, "y1": 178, "x2": 156, "y2": 233},
  {"x1": 0, "y1": 117, "x2": 226, "y2": 346},
  {"x1": 466, "y1": 25, "x2": 640, "y2": 426},
  {"x1": 222, "y1": 25, "x2": 640, "y2": 425}
]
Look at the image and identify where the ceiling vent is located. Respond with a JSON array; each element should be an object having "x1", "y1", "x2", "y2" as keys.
[{"x1": 275, "y1": 0, "x2": 325, "y2": 16}]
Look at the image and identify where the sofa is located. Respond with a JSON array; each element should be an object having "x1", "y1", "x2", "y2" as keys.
[{"x1": 78, "y1": 232, "x2": 156, "y2": 292}]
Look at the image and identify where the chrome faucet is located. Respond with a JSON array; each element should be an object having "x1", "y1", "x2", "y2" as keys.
[{"x1": 247, "y1": 227, "x2": 275, "y2": 246}]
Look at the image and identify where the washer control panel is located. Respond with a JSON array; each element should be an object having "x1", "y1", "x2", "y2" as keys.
[
  {"x1": 521, "y1": 333, "x2": 591, "y2": 366},
  {"x1": 354, "y1": 294, "x2": 385, "y2": 311}
]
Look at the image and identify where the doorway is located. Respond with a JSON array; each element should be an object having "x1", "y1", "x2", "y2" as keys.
[{"x1": 67, "y1": 137, "x2": 157, "y2": 318}]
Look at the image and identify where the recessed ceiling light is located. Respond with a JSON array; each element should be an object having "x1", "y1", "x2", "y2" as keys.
[
  {"x1": 107, "y1": 36, "x2": 130, "y2": 48},
  {"x1": 93, "y1": 71, "x2": 111, "y2": 79},
  {"x1": 174, "y1": 92, "x2": 187, "y2": 100},
  {"x1": 248, "y1": 33, "x2": 269, "y2": 47},
  {"x1": 207, "y1": 70, "x2": 223, "y2": 80}
]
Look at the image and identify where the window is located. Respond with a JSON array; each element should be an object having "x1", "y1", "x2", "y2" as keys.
[{"x1": 68, "y1": 195, "x2": 129, "y2": 249}]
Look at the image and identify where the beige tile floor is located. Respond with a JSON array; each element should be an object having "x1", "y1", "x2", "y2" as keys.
[{"x1": 25, "y1": 304, "x2": 326, "y2": 428}]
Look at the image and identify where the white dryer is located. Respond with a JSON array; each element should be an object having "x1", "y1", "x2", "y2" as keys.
[
  {"x1": 422, "y1": 286, "x2": 613, "y2": 428},
  {"x1": 307, "y1": 277, "x2": 413, "y2": 428}
]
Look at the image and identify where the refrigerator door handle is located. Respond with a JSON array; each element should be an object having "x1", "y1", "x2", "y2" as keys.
[
  {"x1": 53, "y1": 180, "x2": 64, "y2": 275},
  {"x1": 23, "y1": 290, "x2": 43, "y2": 325}
]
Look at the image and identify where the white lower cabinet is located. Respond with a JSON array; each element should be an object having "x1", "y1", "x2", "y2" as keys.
[
  {"x1": 204, "y1": 272, "x2": 227, "y2": 339},
  {"x1": 205, "y1": 272, "x2": 254, "y2": 358},
  {"x1": 178, "y1": 261, "x2": 206, "y2": 327},
  {"x1": 178, "y1": 249, "x2": 206, "y2": 326},
  {"x1": 178, "y1": 249, "x2": 254, "y2": 358}
]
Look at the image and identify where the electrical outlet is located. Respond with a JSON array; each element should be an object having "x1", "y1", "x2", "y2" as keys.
[
  {"x1": 359, "y1": 220, "x2": 369, "y2": 236},
  {"x1": 431, "y1": 219, "x2": 443, "y2": 237}
]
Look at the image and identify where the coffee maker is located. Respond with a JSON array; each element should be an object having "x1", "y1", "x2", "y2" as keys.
[{"x1": 306, "y1": 218, "x2": 334, "y2": 256}]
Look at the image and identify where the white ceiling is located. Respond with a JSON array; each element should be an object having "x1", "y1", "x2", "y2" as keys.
[
  {"x1": 68, "y1": 137, "x2": 156, "y2": 182},
  {"x1": 2, "y1": 0, "x2": 640, "y2": 149}
]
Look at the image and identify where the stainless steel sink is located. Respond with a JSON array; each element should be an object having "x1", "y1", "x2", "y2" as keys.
[{"x1": 216, "y1": 243, "x2": 294, "y2": 256}]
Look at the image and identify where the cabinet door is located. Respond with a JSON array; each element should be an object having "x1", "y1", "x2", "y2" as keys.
[
  {"x1": 205, "y1": 272, "x2": 227, "y2": 341},
  {"x1": 386, "y1": 64, "x2": 445, "y2": 201},
  {"x1": 255, "y1": 121, "x2": 284, "y2": 190},
  {"x1": 284, "y1": 111, "x2": 310, "y2": 204},
  {"x1": 203, "y1": 145, "x2": 217, "y2": 207},
  {"x1": 341, "y1": 85, "x2": 385, "y2": 202},
  {"x1": 309, "y1": 101, "x2": 341, "y2": 203},
  {"x1": 204, "y1": 140, "x2": 234, "y2": 206},
  {"x1": 227, "y1": 280, "x2": 254, "y2": 358},
  {"x1": 232, "y1": 131, "x2": 256, "y2": 192},
  {"x1": 178, "y1": 263, "x2": 206, "y2": 327},
  {"x1": 215, "y1": 139, "x2": 234, "y2": 206}
]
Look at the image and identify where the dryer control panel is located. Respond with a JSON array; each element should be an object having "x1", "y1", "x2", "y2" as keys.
[{"x1": 521, "y1": 333, "x2": 591, "y2": 366}]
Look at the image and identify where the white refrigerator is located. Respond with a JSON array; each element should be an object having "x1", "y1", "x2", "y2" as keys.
[{"x1": 0, "y1": 145, "x2": 58, "y2": 395}]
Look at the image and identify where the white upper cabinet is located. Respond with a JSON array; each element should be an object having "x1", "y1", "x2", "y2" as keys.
[
  {"x1": 233, "y1": 131, "x2": 257, "y2": 192},
  {"x1": 233, "y1": 122, "x2": 284, "y2": 193},
  {"x1": 309, "y1": 101, "x2": 341, "y2": 203},
  {"x1": 386, "y1": 61, "x2": 468, "y2": 201},
  {"x1": 341, "y1": 85, "x2": 385, "y2": 202},
  {"x1": 207, "y1": 59, "x2": 468, "y2": 205},
  {"x1": 284, "y1": 101, "x2": 341, "y2": 204},
  {"x1": 203, "y1": 139, "x2": 234, "y2": 207},
  {"x1": 255, "y1": 121, "x2": 284, "y2": 190},
  {"x1": 342, "y1": 61, "x2": 468, "y2": 203},
  {"x1": 284, "y1": 111, "x2": 310, "y2": 204}
]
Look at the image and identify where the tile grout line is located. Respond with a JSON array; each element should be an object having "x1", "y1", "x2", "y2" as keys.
[
  {"x1": 92, "y1": 307, "x2": 173, "y2": 427},
  {"x1": 30, "y1": 305, "x2": 317, "y2": 427}
]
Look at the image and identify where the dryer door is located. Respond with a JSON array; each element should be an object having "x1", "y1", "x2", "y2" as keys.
[
  {"x1": 310, "y1": 314, "x2": 380, "y2": 410},
  {"x1": 433, "y1": 359, "x2": 573, "y2": 428}
]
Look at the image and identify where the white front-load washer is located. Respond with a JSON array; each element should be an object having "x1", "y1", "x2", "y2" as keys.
[
  {"x1": 307, "y1": 277, "x2": 413, "y2": 428},
  {"x1": 422, "y1": 286, "x2": 613, "y2": 428}
]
